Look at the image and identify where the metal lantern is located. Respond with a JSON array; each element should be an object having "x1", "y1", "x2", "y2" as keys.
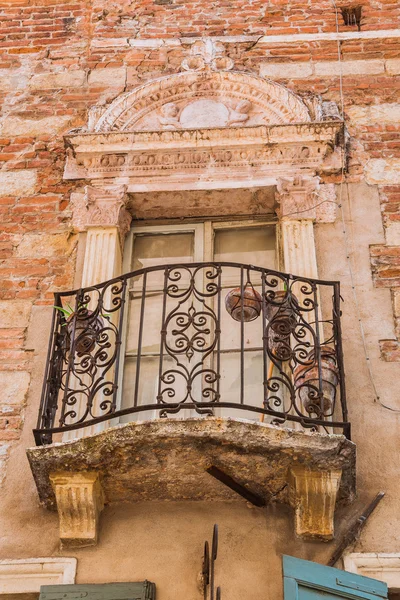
[{"x1": 225, "y1": 282, "x2": 262, "y2": 322}]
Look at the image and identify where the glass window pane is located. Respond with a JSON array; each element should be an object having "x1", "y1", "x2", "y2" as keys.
[
  {"x1": 131, "y1": 232, "x2": 195, "y2": 290},
  {"x1": 133, "y1": 232, "x2": 194, "y2": 271},
  {"x1": 214, "y1": 225, "x2": 276, "y2": 268}
]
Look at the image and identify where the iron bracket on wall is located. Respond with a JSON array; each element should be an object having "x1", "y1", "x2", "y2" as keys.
[
  {"x1": 203, "y1": 524, "x2": 221, "y2": 600},
  {"x1": 206, "y1": 465, "x2": 266, "y2": 507},
  {"x1": 327, "y1": 492, "x2": 385, "y2": 567}
]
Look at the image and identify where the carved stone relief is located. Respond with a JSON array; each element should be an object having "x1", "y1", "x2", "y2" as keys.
[
  {"x1": 275, "y1": 176, "x2": 338, "y2": 223},
  {"x1": 181, "y1": 39, "x2": 234, "y2": 72},
  {"x1": 88, "y1": 70, "x2": 312, "y2": 133},
  {"x1": 64, "y1": 120, "x2": 344, "y2": 192},
  {"x1": 64, "y1": 69, "x2": 344, "y2": 194},
  {"x1": 156, "y1": 98, "x2": 253, "y2": 130},
  {"x1": 70, "y1": 184, "x2": 132, "y2": 241}
]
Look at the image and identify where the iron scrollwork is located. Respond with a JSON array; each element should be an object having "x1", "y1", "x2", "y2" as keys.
[
  {"x1": 34, "y1": 261, "x2": 348, "y2": 445},
  {"x1": 157, "y1": 265, "x2": 221, "y2": 417}
]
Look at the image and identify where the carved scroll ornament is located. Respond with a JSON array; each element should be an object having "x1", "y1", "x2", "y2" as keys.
[
  {"x1": 276, "y1": 177, "x2": 337, "y2": 223},
  {"x1": 70, "y1": 184, "x2": 132, "y2": 242}
]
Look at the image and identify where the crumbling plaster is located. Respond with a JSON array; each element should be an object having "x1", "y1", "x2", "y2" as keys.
[{"x1": 27, "y1": 418, "x2": 355, "y2": 510}]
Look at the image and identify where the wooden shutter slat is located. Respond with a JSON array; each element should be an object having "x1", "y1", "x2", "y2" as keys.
[
  {"x1": 40, "y1": 582, "x2": 156, "y2": 600},
  {"x1": 283, "y1": 556, "x2": 388, "y2": 600}
]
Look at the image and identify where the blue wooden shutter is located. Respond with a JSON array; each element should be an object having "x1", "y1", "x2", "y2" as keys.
[
  {"x1": 283, "y1": 556, "x2": 387, "y2": 600},
  {"x1": 39, "y1": 582, "x2": 156, "y2": 600}
]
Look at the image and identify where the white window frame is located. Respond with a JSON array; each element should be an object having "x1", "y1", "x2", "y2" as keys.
[
  {"x1": 344, "y1": 554, "x2": 400, "y2": 589},
  {"x1": 0, "y1": 558, "x2": 76, "y2": 594}
]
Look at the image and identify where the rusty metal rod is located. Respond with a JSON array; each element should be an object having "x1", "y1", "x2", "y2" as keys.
[
  {"x1": 206, "y1": 465, "x2": 266, "y2": 507},
  {"x1": 327, "y1": 491, "x2": 385, "y2": 567}
]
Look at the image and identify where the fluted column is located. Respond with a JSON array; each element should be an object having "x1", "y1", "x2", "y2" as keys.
[
  {"x1": 275, "y1": 177, "x2": 337, "y2": 431},
  {"x1": 281, "y1": 219, "x2": 318, "y2": 279},
  {"x1": 277, "y1": 176, "x2": 319, "y2": 278},
  {"x1": 66, "y1": 184, "x2": 132, "y2": 440},
  {"x1": 72, "y1": 184, "x2": 132, "y2": 287}
]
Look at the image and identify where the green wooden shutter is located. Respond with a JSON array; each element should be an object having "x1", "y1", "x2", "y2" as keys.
[
  {"x1": 39, "y1": 582, "x2": 156, "y2": 600},
  {"x1": 283, "y1": 556, "x2": 387, "y2": 600}
]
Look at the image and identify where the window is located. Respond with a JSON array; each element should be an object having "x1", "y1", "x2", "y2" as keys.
[{"x1": 119, "y1": 219, "x2": 277, "y2": 420}]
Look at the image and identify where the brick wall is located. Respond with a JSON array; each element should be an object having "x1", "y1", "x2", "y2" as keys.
[{"x1": 0, "y1": 0, "x2": 399, "y2": 480}]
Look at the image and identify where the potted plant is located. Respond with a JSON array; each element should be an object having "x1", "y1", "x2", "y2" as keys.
[
  {"x1": 293, "y1": 346, "x2": 339, "y2": 416},
  {"x1": 264, "y1": 289, "x2": 299, "y2": 361},
  {"x1": 54, "y1": 302, "x2": 104, "y2": 355},
  {"x1": 265, "y1": 289, "x2": 299, "y2": 334},
  {"x1": 225, "y1": 281, "x2": 262, "y2": 322}
]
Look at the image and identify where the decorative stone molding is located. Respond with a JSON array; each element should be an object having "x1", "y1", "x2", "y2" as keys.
[
  {"x1": 0, "y1": 558, "x2": 77, "y2": 592},
  {"x1": 70, "y1": 184, "x2": 132, "y2": 243},
  {"x1": 276, "y1": 177, "x2": 337, "y2": 223},
  {"x1": 64, "y1": 122, "x2": 343, "y2": 192},
  {"x1": 89, "y1": 70, "x2": 312, "y2": 132},
  {"x1": 181, "y1": 38, "x2": 234, "y2": 72},
  {"x1": 50, "y1": 472, "x2": 104, "y2": 548},
  {"x1": 289, "y1": 466, "x2": 342, "y2": 540},
  {"x1": 343, "y1": 554, "x2": 400, "y2": 587},
  {"x1": 276, "y1": 175, "x2": 319, "y2": 220}
]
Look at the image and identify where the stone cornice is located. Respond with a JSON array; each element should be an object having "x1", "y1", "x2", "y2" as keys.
[
  {"x1": 64, "y1": 121, "x2": 344, "y2": 192},
  {"x1": 65, "y1": 121, "x2": 341, "y2": 150}
]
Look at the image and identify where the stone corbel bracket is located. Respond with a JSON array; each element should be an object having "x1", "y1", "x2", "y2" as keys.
[
  {"x1": 50, "y1": 472, "x2": 104, "y2": 548},
  {"x1": 289, "y1": 466, "x2": 342, "y2": 540}
]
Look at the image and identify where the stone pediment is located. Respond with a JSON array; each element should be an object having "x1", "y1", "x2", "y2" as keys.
[
  {"x1": 65, "y1": 69, "x2": 344, "y2": 191},
  {"x1": 89, "y1": 70, "x2": 313, "y2": 133}
]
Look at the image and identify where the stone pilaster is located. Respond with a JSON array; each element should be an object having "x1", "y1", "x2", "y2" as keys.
[
  {"x1": 276, "y1": 176, "x2": 337, "y2": 224},
  {"x1": 276, "y1": 176, "x2": 320, "y2": 279},
  {"x1": 71, "y1": 184, "x2": 132, "y2": 245},
  {"x1": 276, "y1": 175, "x2": 320, "y2": 221},
  {"x1": 70, "y1": 184, "x2": 132, "y2": 289},
  {"x1": 50, "y1": 472, "x2": 104, "y2": 548},
  {"x1": 281, "y1": 219, "x2": 319, "y2": 279},
  {"x1": 289, "y1": 466, "x2": 342, "y2": 540},
  {"x1": 65, "y1": 185, "x2": 132, "y2": 441}
]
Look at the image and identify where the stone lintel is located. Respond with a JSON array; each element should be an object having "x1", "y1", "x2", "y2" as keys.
[
  {"x1": 50, "y1": 471, "x2": 104, "y2": 548},
  {"x1": 63, "y1": 121, "x2": 343, "y2": 191},
  {"x1": 289, "y1": 466, "x2": 342, "y2": 541}
]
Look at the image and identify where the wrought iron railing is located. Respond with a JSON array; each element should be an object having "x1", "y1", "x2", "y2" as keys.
[{"x1": 34, "y1": 262, "x2": 349, "y2": 445}]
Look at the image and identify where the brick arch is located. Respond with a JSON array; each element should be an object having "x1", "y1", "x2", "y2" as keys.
[{"x1": 93, "y1": 70, "x2": 312, "y2": 133}]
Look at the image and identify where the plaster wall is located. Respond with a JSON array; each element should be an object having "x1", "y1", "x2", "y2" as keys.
[{"x1": 0, "y1": 181, "x2": 399, "y2": 600}]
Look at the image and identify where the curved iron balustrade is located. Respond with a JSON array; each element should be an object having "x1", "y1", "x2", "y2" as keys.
[{"x1": 34, "y1": 262, "x2": 349, "y2": 445}]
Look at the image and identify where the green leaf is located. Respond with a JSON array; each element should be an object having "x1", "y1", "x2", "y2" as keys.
[{"x1": 53, "y1": 306, "x2": 72, "y2": 317}]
